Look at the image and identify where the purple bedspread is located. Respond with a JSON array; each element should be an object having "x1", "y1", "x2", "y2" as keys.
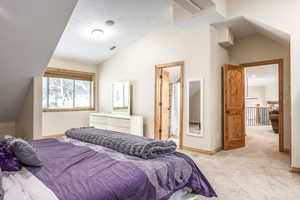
[{"x1": 27, "y1": 137, "x2": 216, "y2": 200}]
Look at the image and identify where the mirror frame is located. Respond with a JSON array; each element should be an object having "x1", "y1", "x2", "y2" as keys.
[
  {"x1": 187, "y1": 78, "x2": 204, "y2": 137},
  {"x1": 112, "y1": 81, "x2": 131, "y2": 116}
]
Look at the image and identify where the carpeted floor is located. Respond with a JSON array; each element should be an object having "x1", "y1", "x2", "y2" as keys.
[{"x1": 182, "y1": 126, "x2": 300, "y2": 200}]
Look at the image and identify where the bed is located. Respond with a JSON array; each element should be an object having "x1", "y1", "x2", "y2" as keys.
[{"x1": 2, "y1": 132, "x2": 216, "y2": 200}]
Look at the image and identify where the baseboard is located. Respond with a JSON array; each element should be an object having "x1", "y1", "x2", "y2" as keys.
[
  {"x1": 214, "y1": 146, "x2": 223, "y2": 153},
  {"x1": 182, "y1": 146, "x2": 222, "y2": 155},
  {"x1": 284, "y1": 148, "x2": 291, "y2": 153},
  {"x1": 290, "y1": 167, "x2": 300, "y2": 174},
  {"x1": 42, "y1": 133, "x2": 65, "y2": 139}
]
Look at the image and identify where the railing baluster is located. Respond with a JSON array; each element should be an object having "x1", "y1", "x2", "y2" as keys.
[{"x1": 246, "y1": 106, "x2": 270, "y2": 127}]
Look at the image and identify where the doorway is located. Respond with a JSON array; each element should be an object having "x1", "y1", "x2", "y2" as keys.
[
  {"x1": 223, "y1": 59, "x2": 284, "y2": 152},
  {"x1": 154, "y1": 61, "x2": 184, "y2": 149}
]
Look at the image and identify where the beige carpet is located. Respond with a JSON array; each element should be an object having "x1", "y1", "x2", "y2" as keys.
[{"x1": 181, "y1": 126, "x2": 300, "y2": 200}]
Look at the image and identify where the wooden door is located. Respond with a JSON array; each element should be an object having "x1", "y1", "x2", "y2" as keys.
[
  {"x1": 155, "y1": 61, "x2": 184, "y2": 148},
  {"x1": 155, "y1": 68, "x2": 162, "y2": 140},
  {"x1": 161, "y1": 70, "x2": 170, "y2": 140},
  {"x1": 223, "y1": 64, "x2": 245, "y2": 150}
]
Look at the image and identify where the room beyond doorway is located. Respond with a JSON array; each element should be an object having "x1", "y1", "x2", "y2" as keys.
[
  {"x1": 245, "y1": 65, "x2": 278, "y2": 129},
  {"x1": 154, "y1": 61, "x2": 184, "y2": 149},
  {"x1": 241, "y1": 59, "x2": 284, "y2": 152},
  {"x1": 223, "y1": 59, "x2": 284, "y2": 153}
]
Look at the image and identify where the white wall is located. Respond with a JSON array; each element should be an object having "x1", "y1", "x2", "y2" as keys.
[
  {"x1": 98, "y1": 23, "x2": 228, "y2": 151},
  {"x1": 48, "y1": 58, "x2": 98, "y2": 74},
  {"x1": 229, "y1": 34, "x2": 291, "y2": 150},
  {"x1": 226, "y1": 0, "x2": 300, "y2": 168},
  {"x1": 291, "y1": 29, "x2": 300, "y2": 168},
  {"x1": 0, "y1": 122, "x2": 15, "y2": 139},
  {"x1": 209, "y1": 26, "x2": 230, "y2": 150},
  {"x1": 33, "y1": 77, "x2": 43, "y2": 139},
  {"x1": 246, "y1": 86, "x2": 266, "y2": 107},
  {"x1": 15, "y1": 80, "x2": 34, "y2": 140},
  {"x1": 15, "y1": 76, "x2": 48, "y2": 140},
  {"x1": 265, "y1": 84, "x2": 278, "y2": 102},
  {"x1": 246, "y1": 84, "x2": 278, "y2": 107},
  {"x1": 42, "y1": 58, "x2": 98, "y2": 136},
  {"x1": 230, "y1": 35, "x2": 290, "y2": 67}
]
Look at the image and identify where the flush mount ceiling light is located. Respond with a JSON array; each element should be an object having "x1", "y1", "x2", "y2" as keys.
[
  {"x1": 91, "y1": 29, "x2": 104, "y2": 37},
  {"x1": 105, "y1": 20, "x2": 115, "y2": 26},
  {"x1": 110, "y1": 46, "x2": 117, "y2": 51}
]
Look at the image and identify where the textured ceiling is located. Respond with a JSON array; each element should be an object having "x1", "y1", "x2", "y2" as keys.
[{"x1": 53, "y1": 0, "x2": 172, "y2": 64}]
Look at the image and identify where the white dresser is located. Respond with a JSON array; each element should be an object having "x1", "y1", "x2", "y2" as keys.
[{"x1": 89, "y1": 113, "x2": 144, "y2": 137}]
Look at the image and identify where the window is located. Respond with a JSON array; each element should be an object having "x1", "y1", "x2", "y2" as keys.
[{"x1": 43, "y1": 68, "x2": 95, "y2": 112}]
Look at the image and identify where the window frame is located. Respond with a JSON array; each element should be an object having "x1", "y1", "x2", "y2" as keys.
[{"x1": 43, "y1": 67, "x2": 96, "y2": 112}]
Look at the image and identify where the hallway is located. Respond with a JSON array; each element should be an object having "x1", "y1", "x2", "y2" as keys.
[{"x1": 183, "y1": 127, "x2": 300, "y2": 200}]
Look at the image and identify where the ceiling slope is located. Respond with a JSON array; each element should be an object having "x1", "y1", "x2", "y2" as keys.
[
  {"x1": 213, "y1": 16, "x2": 290, "y2": 46},
  {"x1": 0, "y1": 0, "x2": 78, "y2": 122},
  {"x1": 173, "y1": 0, "x2": 226, "y2": 29},
  {"x1": 53, "y1": 0, "x2": 171, "y2": 64}
]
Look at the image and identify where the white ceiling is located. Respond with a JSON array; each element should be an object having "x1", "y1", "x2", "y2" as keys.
[
  {"x1": 173, "y1": 0, "x2": 214, "y2": 15},
  {"x1": 213, "y1": 16, "x2": 290, "y2": 46},
  {"x1": 246, "y1": 64, "x2": 278, "y2": 87},
  {"x1": 53, "y1": 0, "x2": 171, "y2": 65}
]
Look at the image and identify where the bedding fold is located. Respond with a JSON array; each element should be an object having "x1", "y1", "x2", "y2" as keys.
[
  {"x1": 26, "y1": 137, "x2": 217, "y2": 200},
  {"x1": 65, "y1": 127, "x2": 177, "y2": 159}
]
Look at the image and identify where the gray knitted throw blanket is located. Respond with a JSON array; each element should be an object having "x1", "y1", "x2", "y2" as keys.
[{"x1": 65, "y1": 127, "x2": 177, "y2": 159}]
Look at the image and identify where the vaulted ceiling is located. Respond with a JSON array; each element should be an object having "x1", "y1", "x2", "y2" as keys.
[
  {"x1": 53, "y1": 0, "x2": 171, "y2": 64},
  {"x1": 0, "y1": 0, "x2": 78, "y2": 122},
  {"x1": 213, "y1": 16, "x2": 290, "y2": 46}
]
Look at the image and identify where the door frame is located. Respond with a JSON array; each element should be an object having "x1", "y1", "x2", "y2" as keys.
[
  {"x1": 240, "y1": 59, "x2": 284, "y2": 152},
  {"x1": 154, "y1": 61, "x2": 184, "y2": 149}
]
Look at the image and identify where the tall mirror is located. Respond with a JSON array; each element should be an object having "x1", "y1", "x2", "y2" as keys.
[
  {"x1": 112, "y1": 81, "x2": 131, "y2": 115},
  {"x1": 188, "y1": 79, "x2": 204, "y2": 137}
]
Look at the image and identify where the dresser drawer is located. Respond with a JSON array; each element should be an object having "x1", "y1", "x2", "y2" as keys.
[
  {"x1": 90, "y1": 115, "x2": 108, "y2": 124},
  {"x1": 89, "y1": 113, "x2": 143, "y2": 137},
  {"x1": 107, "y1": 118, "x2": 130, "y2": 128}
]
